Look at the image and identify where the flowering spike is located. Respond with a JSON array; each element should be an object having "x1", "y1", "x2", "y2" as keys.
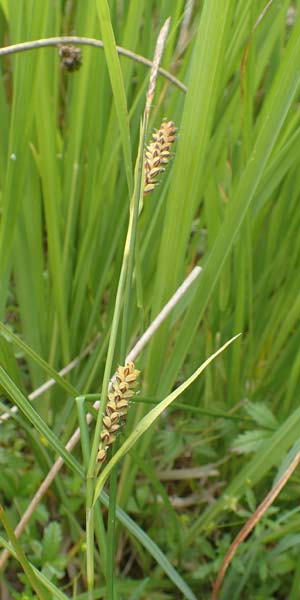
[
  {"x1": 144, "y1": 120, "x2": 177, "y2": 194},
  {"x1": 97, "y1": 362, "x2": 140, "y2": 463}
]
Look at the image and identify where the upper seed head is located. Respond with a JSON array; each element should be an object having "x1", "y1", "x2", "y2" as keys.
[{"x1": 144, "y1": 120, "x2": 177, "y2": 195}]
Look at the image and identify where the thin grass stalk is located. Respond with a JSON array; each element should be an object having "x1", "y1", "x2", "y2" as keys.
[
  {"x1": 106, "y1": 462, "x2": 118, "y2": 599},
  {"x1": 85, "y1": 204, "x2": 137, "y2": 596},
  {"x1": 115, "y1": 19, "x2": 175, "y2": 512},
  {"x1": 77, "y1": 396, "x2": 107, "y2": 579},
  {"x1": 120, "y1": 121, "x2": 147, "y2": 361},
  {"x1": 108, "y1": 22, "x2": 170, "y2": 595},
  {"x1": 85, "y1": 117, "x2": 148, "y2": 598},
  {"x1": 119, "y1": 17, "x2": 171, "y2": 359},
  {"x1": 77, "y1": 396, "x2": 93, "y2": 468},
  {"x1": 105, "y1": 119, "x2": 146, "y2": 599}
]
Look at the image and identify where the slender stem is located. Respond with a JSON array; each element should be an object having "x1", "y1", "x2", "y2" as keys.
[
  {"x1": 106, "y1": 449, "x2": 118, "y2": 600},
  {"x1": 85, "y1": 247, "x2": 129, "y2": 597},
  {"x1": 0, "y1": 36, "x2": 187, "y2": 93},
  {"x1": 104, "y1": 117, "x2": 147, "y2": 598},
  {"x1": 102, "y1": 24, "x2": 171, "y2": 588},
  {"x1": 86, "y1": 486, "x2": 95, "y2": 600},
  {"x1": 121, "y1": 121, "x2": 146, "y2": 360},
  {"x1": 85, "y1": 116, "x2": 145, "y2": 597}
]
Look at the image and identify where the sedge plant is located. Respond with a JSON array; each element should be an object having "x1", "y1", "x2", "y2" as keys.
[{"x1": 1, "y1": 2, "x2": 300, "y2": 599}]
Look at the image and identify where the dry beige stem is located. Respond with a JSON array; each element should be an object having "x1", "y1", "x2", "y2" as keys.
[
  {"x1": 145, "y1": 17, "x2": 170, "y2": 115},
  {"x1": 212, "y1": 451, "x2": 300, "y2": 600}
]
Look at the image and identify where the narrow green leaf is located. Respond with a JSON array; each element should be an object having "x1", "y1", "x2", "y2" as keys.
[
  {"x1": 0, "y1": 321, "x2": 78, "y2": 398},
  {"x1": 0, "y1": 366, "x2": 83, "y2": 478},
  {"x1": 95, "y1": 0, "x2": 133, "y2": 194}
]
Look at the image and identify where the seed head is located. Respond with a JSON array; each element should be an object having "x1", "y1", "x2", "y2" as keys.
[
  {"x1": 97, "y1": 362, "x2": 140, "y2": 464},
  {"x1": 144, "y1": 120, "x2": 177, "y2": 194},
  {"x1": 58, "y1": 45, "x2": 82, "y2": 72}
]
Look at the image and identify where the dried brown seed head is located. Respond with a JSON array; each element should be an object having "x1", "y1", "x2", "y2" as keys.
[
  {"x1": 144, "y1": 120, "x2": 176, "y2": 195},
  {"x1": 97, "y1": 362, "x2": 140, "y2": 463},
  {"x1": 58, "y1": 45, "x2": 82, "y2": 72}
]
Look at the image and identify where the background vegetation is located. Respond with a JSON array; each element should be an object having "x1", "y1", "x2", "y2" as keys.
[{"x1": 1, "y1": 1, "x2": 300, "y2": 598}]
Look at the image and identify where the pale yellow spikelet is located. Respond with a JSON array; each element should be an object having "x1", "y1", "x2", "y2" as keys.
[
  {"x1": 144, "y1": 120, "x2": 177, "y2": 194},
  {"x1": 97, "y1": 362, "x2": 140, "y2": 463}
]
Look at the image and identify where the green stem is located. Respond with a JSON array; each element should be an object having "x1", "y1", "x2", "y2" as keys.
[
  {"x1": 108, "y1": 120, "x2": 147, "y2": 598},
  {"x1": 85, "y1": 118, "x2": 147, "y2": 598},
  {"x1": 120, "y1": 121, "x2": 146, "y2": 359},
  {"x1": 86, "y1": 478, "x2": 95, "y2": 600},
  {"x1": 106, "y1": 449, "x2": 118, "y2": 600},
  {"x1": 85, "y1": 235, "x2": 129, "y2": 598}
]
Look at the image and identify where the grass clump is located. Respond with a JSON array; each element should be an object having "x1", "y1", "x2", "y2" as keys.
[{"x1": 0, "y1": 1, "x2": 300, "y2": 599}]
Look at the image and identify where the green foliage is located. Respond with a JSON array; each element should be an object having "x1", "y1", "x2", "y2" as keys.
[
  {"x1": 0, "y1": 0, "x2": 300, "y2": 598},
  {"x1": 231, "y1": 401, "x2": 278, "y2": 454}
]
